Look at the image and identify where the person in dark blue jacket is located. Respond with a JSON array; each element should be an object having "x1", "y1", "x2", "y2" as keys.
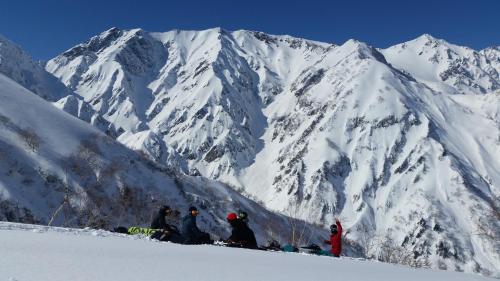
[{"x1": 181, "y1": 206, "x2": 212, "y2": 244}]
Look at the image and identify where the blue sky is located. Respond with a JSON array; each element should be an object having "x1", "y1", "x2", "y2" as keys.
[{"x1": 1, "y1": 0, "x2": 498, "y2": 59}]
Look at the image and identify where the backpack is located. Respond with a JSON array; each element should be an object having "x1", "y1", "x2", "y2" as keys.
[{"x1": 127, "y1": 227, "x2": 158, "y2": 235}]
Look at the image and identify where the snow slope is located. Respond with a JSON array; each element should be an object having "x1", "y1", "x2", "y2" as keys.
[
  {"x1": 0, "y1": 72, "x2": 328, "y2": 246},
  {"x1": 44, "y1": 28, "x2": 500, "y2": 275},
  {"x1": 381, "y1": 34, "x2": 499, "y2": 95},
  {"x1": 0, "y1": 34, "x2": 117, "y2": 136},
  {"x1": 0, "y1": 35, "x2": 70, "y2": 101},
  {"x1": 0, "y1": 222, "x2": 495, "y2": 281}
]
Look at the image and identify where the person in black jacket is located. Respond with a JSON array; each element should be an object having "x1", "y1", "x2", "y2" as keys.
[
  {"x1": 150, "y1": 205, "x2": 183, "y2": 243},
  {"x1": 180, "y1": 206, "x2": 212, "y2": 244},
  {"x1": 151, "y1": 205, "x2": 172, "y2": 229},
  {"x1": 238, "y1": 210, "x2": 258, "y2": 249},
  {"x1": 226, "y1": 212, "x2": 258, "y2": 249}
]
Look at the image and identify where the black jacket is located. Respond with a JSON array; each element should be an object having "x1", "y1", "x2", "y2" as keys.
[
  {"x1": 227, "y1": 220, "x2": 258, "y2": 249},
  {"x1": 151, "y1": 211, "x2": 180, "y2": 234},
  {"x1": 181, "y1": 214, "x2": 209, "y2": 244},
  {"x1": 151, "y1": 211, "x2": 168, "y2": 229}
]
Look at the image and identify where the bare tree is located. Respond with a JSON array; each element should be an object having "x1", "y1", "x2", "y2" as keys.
[
  {"x1": 474, "y1": 196, "x2": 500, "y2": 247},
  {"x1": 355, "y1": 221, "x2": 379, "y2": 258},
  {"x1": 19, "y1": 127, "x2": 41, "y2": 152},
  {"x1": 48, "y1": 169, "x2": 71, "y2": 226},
  {"x1": 285, "y1": 205, "x2": 316, "y2": 247},
  {"x1": 374, "y1": 233, "x2": 430, "y2": 268}
]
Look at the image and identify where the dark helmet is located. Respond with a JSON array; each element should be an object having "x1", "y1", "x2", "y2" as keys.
[
  {"x1": 267, "y1": 239, "x2": 281, "y2": 248},
  {"x1": 159, "y1": 205, "x2": 171, "y2": 214},
  {"x1": 330, "y1": 224, "x2": 338, "y2": 233},
  {"x1": 238, "y1": 210, "x2": 248, "y2": 222},
  {"x1": 188, "y1": 206, "x2": 198, "y2": 212}
]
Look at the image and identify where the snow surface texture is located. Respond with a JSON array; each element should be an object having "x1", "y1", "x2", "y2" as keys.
[
  {"x1": 0, "y1": 222, "x2": 495, "y2": 281},
  {"x1": 0, "y1": 73, "x2": 329, "y2": 250},
  {"x1": 43, "y1": 28, "x2": 500, "y2": 276}
]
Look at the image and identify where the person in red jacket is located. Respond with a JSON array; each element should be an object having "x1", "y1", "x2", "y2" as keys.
[{"x1": 324, "y1": 218, "x2": 342, "y2": 257}]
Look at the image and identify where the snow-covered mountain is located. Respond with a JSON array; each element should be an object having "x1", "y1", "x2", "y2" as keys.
[
  {"x1": 0, "y1": 27, "x2": 498, "y2": 276},
  {"x1": 0, "y1": 72, "x2": 329, "y2": 247},
  {"x1": 44, "y1": 27, "x2": 500, "y2": 275}
]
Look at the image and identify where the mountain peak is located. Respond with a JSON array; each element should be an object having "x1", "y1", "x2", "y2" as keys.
[
  {"x1": 0, "y1": 33, "x2": 15, "y2": 46},
  {"x1": 418, "y1": 33, "x2": 438, "y2": 41},
  {"x1": 0, "y1": 33, "x2": 24, "y2": 57},
  {"x1": 100, "y1": 26, "x2": 121, "y2": 36},
  {"x1": 411, "y1": 33, "x2": 448, "y2": 47},
  {"x1": 61, "y1": 27, "x2": 127, "y2": 58},
  {"x1": 339, "y1": 39, "x2": 388, "y2": 63},
  {"x1": 481, "y1": 45, "x2": 500, "y2": 52}
]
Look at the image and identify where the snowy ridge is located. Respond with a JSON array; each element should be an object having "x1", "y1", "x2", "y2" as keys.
[
  {"x1": 0, "y1": 222, "x2": 495, "y2": 281},
  {"x1": 0, "y1": 35, "x2": 117, "y2": 136},
  {"x1": 381, "y1": 34, "x2": 499, "y2": 95},
  {"x1": 0, "y1": 35, "x2": 70, "y2": 101}
]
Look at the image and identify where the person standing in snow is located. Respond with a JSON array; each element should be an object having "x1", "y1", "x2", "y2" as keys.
[
  {"x1": 324, "y1": 218, "x2": 342, "y2": 257},
  {"x1": 226, "y1": 212, "x2": 258, "y2": 249},
  {"x1": 181, "y1": 206, "x2": 212, "y2": 244}
]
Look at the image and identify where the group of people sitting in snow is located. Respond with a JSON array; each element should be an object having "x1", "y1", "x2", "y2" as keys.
[{"x1": 115, "y1": 205, "x2": 342, "y2": 257}]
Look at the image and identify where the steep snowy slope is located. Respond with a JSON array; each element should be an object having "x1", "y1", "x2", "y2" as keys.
[
  {"x1": 52, "y1": 95, "x2": 119, "y2": 137},
  {"x1": 0, "y1": 73, "x2": 327, "y2": 245},
  {"x1": 45, "y1": 28, "x2": 500, "y2": 275},
  {"x1": 480, "y1": 47, "x2": 500, "y2": 74},
  {"x1": 0, "y1": 35, "x2": 70, "y2": 101},
  {"x1": 0, "y1": 34, "x2": 118, "y2": 136},
  {"x1": 1, "y1": 222, "x2": 495, "y2": 281}
]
